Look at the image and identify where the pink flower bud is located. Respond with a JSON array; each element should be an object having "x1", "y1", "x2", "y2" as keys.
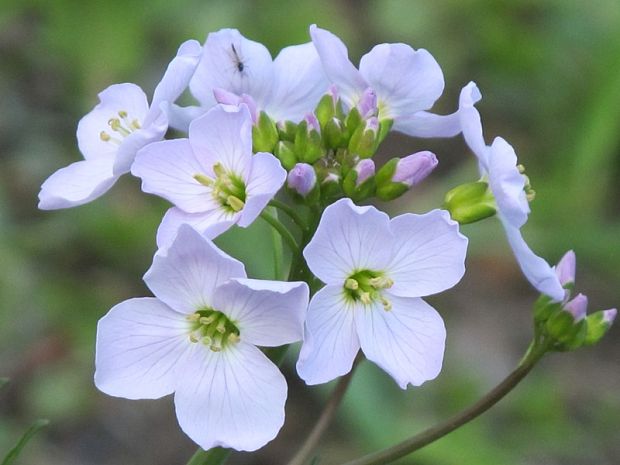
[
  {"x1": 392, "y1": 151, "x2": 438, "y2": 186},
  {"x1": 305, "y1": 113, "x2": 321, "y2": 134},
  {"x1": 602, "y1": 308, "x2": 617, "y2": 324},
  {"x1": 327, "y1": 84, "x2": 339, "y2": 106},
  {"x1": 354, "y1": 159, "x2": 375, "y2": 187},
  {"x1": 555, "y1": 250, "x2": 576, "y2": 286},
  {"x1": 287, "y1": 163, "x2": 316, "y2": 197},
  {"x1": 357, "y1": 88, "x2": 378, "y2": 119},
  {"x1": 364, "y1": 116, "x2": 379, "y2": 134},
  {"x1": 564, "y1": 293, "x2": 587, "y2": 321}
]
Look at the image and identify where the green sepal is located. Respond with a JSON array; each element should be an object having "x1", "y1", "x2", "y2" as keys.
[
  {"x1": 342, "y1": 169, "x2": 376, "y2": 202},
  {"x1": 376, "y1": 182, "x2": 408, "y2": 201},
  {"x1": 533, "y1": 295, "x2": 563, "y2": 324},
  {"x1": 444, "y1": 181, "x2": 497, "y2": 224},
  {"x1": 545, "y1": 310, "x2": 586, "y2": 348},
  {"x1": 252, "y1": 111, "x2": 279, "y2": 153},
  {"x1": 583, "y1": 310, "x2": 614, "y2": 346},
  {"x1": 323, "y1": 117, "x2": 347, "y2": 149},
  {"x1": 377, "y1": 118, "x2": 393, "y2": 145},
  {"x1": 274, "y1": 141, "x2": 298, "y2": 171},
  {"x1": 294, "y1": 120, "x2": 323, "y2": 164},
  {"x1": 315, "y1": 93, "x2": 343, "y2": 127},
  {"x1": 277, "y1": 120, "x2": 298, "y2": 142},
  {"x1": 345, "y1": 107, "x2": 363, "y2": 133},
  {"x1": 348, "y1": 124, "x2": 378, "y2": 158}
]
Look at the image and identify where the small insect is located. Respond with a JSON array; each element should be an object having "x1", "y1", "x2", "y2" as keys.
[{"x1": 231, "y1": 44, "x2": 245, "y2": 73}]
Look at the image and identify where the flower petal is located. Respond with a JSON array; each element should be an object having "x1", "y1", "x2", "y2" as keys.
[
  {"x1": 355, "y1": 295, "x2": 446, "y2": 388},
  {"x1": 94, "y1": 297, "x2": 190, "y2": 399},
  {"x1": 458, "y1": 81, "x2": 488, "y2": 170},
  {"x1": 296, "y1": 286, "x2": 360, "y2": 385},
  {"x1": 174, "y1": 341, "x2": 286, "y2": 451},
  {"x1": 501, "y1": 218, "x2": 565, "y2": 301},
  {"x1": 309, "y1": 25, "x2": 367, "y2": 109},
  {"x1": 213, "y1": 278, "x2": 308, "y2": 347},
  {"x1": 238, "y1": 152, "x2": 287, "y2": 228},
  {"x1": 189, "y1": 105, "x2": 253, "y2": 180},
  {"x1": 145, "y1": 224, "x2": 246, "y2": 313},
  {"x1": 388, "y1": 209, "x2": 468, "y2": 297},
  {"x1": 393, "y1": 110, "x2": 461, "y2": 138},
  {"x1": 303, "y1": 198, "x2": 394, "y2": 285},
  {"x1": 189, "y1": 28, "x2": 274, "y2": 109},
  {"x1": 156, "y1": 207, "x2": 237, "y2": 250},
  {"x1": 38, "y1": 158, "x2": 118, "y2": 210},
  {"x1": 359, "y1": 43, "x2": 444, "y2": 120},
  {"x1": 264, "y1": 42, "x2": 329, "y2": 122}
]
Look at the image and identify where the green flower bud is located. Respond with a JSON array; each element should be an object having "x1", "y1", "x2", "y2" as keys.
[
  {"x1": 252, "y1": 111, "x2": 279, "y2": 153},
  {"x1": 583, "y1": 308, "x2": 617, "y2": 346},
  {"x1": 295, "y1": 117, "x2": 323, "y2": 164},
  {"x1": 348, "y1": 117, "x2": 379, "y2": 158},
  {"x1": 444, "y1": 181, "x2": 497, "y2": 224},
  {"x1": 277, "y1": 120, "x2": 298, "y2": 142},
  {"x1": 274, "y1": 141, "x2": 297, "y2": 171}
]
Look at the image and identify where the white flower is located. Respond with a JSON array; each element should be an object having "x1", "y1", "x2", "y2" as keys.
[
  {"x1": 309, "y1": 24, "x2": 463, "y2": 138},
  {"x1": 95, "y1": 225, "x2": 309, "y2": 451},
  {"x1": 169, "y1": 28, "x2": 328, "y2": 130},
  {"x1": 459, "y1": 82, "x2": 564, "y2": 301},
  {"x1": 131, "y1": 104, "x2": 286, "y2": 248},
  {"x1": 297, "y1": 199, "x2": 468, "y2": 388},
  {"x1": 38, "y1": 40, "x2": 202, "y2": 209}
]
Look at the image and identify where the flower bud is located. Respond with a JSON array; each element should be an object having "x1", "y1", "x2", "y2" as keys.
[
  {"x1": 357, "y1": 87, "x2": 378, "y2": 119},
  {"x1": 295, "y1": 114, "x2": 324, "y2": 164},
  {"x1": 545, "y1": 294, "x2": 588, "y2": 349},
  {"x1": 343, "y1": 159, "x2": 375, "y2": 201},
  {"x1": 315, "y1": 85, "x2": 342, "y2": 127},
  {"x1": 323, "y1": 117, "x2": 346, "y2": 149},
  {"x1": 444, "y1": 181, "x2": 497, "y2": 224},
  {"x1": 287, "y1": 163, "x2": 316, "y2": 197},
  {"x1": 348, "y1": 117, "x2": 379, "y2": 158},
  {"x1": 274, "y1": 141, "x2": 297, "y2": 171},
  {"x1": 583, "y1": 308, "x2": 617, "y2": 346},
  {"x1": 555, "y1": 250, "x2": 576, "y2": 288},
  {"x1": 277, "y1": 120, "x2": 298, "y2": 142},
  {"x1": 252, "y1": 111, "x2": 279, "y2": 153},
  {"x1": 392, "y1": 151, "x2": 438, "y2": 186},
  {"x1": 564, "y1": 294, "x2": 587, "y2": 322},
  {"x1": 354, "y1": 159, "x2": 375, "y2": 187}
]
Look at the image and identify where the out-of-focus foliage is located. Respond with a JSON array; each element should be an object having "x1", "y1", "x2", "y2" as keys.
[{"x1": 0, "y1": 1, "x2": 618, "y2": 464}]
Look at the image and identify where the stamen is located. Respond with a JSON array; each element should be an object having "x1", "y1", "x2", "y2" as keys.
[
  {"x1": 199, "y1": 316, "x2": 215, "y2": 325},
  {"x1": 186, "y1": 313, "x2": 200, "y2": 322},
  {"x1": 369, "y1": 277, "x2": 393, "y2": 289},
  {"x1": 216, "y1": 321, "x2": 227, "y2": 334},
  {"x1": 228, "y1": 333, "x2": 240, "y2": 344},
  {"x1": 118, "y1": 110, "x2": 128, "y2": 118},
  {"x1": 189, "y1": 332, "x2": 200, "y2": 343},
  {"x1": 213, "y1": 163, "x2": 226, "y2": 178},
  {"x1": 345, "y1": 279, "x2": 359, "y2": 290},
  {"x1": 227, "y1": 196, "x2": 245, "y2": 212},
  {"x1": 194, "y1": 174, "x2": 214, "y2": 187},
  {"x1": 360, "y1": 292, "x2": 372, "y2": 305},
  {"x1": 100, "y1": 131, "x2": 111, "y2": 142},
  {"x1": 381, "y1": 296, "x2": 392, "y2": 311},
  {"x1": 131, "y1": 119, "x2": 141, "y2": 130}
]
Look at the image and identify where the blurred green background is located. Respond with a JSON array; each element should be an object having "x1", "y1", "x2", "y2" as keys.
[{"x1": 1, "y1": 0, "x2": 619, "y2": 464}]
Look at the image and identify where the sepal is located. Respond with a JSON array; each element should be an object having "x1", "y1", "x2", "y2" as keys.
[
  {"x1": 252, "y1": 111, "x2": 279, "y2": 153},
  {"x1": 444, "y1": 181, "x2": 497, "y2": 224}
]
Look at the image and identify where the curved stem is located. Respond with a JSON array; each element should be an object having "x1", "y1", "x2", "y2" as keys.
[
  {"x1": 186, "y1": 447, "x2": 230, "y2": 465},
  {"x1": 342, "y1": 343, "x2": 547, "y2": 465},
  {"x1": 269, "y1": 199, "x2": 309, "y2": 231},
  {"x1": 260, "y1": 211, "x2": 300, "y2": 256},
  {"x1": 287, "y1": 356, "x2": 363, "y2": 465}
]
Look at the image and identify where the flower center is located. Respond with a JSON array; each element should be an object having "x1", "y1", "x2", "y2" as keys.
[
  {"x1": 186, "y1": 308, "x2": 240, "y2": 352},
  {"x1": 99, "y1": 110, "x2": 142, "y2": 145},
  {"x1": 517, "y1": 164, "x2": 536, "y2": 202},
  {"x1": 193, "y1": 163, "x2": 247, "y2": 213},
  {"x1": 343, "y1": 269, "x2": 394, "y2": 311}
]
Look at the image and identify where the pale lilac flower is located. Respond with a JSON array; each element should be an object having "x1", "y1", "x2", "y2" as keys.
[
  {"x1": 554, "y1": 250, "x2": 576, "y2": 287},
  {"x1": 95, "y1": 225, "x2": 309, "y2": 451},
  {"x1": 392, "y1": 151, "x2": 438, "y2": 186},
  {"x1": 354, "y1": 159, "x2": 375, "y2": 186},
  {"x1": 459, "y1": 82, "x2": 564, "y2": 301},
  {"x1": 310, "y1": 25, "x2": 463, "y2": 138},
  {"x1": 287, "y1": 163, "x2": 316, "y2": 197},
  {"x1": 170, "y1": 28, "x2": 328, "y2": 130},
  {"x1": 297, "y1": 198, "x2": 468, "y2": 388},
  {"x1": 131, "y1": 104, "x2": 286, "y2": 248},
  {"x1": 564, "y1": 294, "x2": 587, "y2": 321},
  {"x1": 38, "y1": 40, "x2": 202, "y2": 209}
]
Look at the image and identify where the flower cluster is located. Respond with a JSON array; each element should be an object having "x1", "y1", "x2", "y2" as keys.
[{"x1": 38, "y1": 25, "x2": 615, "y2": 453}]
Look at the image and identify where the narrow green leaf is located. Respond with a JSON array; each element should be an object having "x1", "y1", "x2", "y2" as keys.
[{"x1": 2, "y1": 419, "x2": 50, "y2": 465}]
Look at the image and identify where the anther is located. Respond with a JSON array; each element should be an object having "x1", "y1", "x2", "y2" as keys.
[
  {"x1": 201, "y1": 336, "x2": 213, "y2": 346},
  {"x1": 360, "y1": 292, "x2": 372, "y2": 305},
  {"x1": 194, "y1": 174, "x2": 214, "y2": 187},
  {"x1": 131, "y1": 119, "x2": 141, "y2": 129},
  {"x1": 100, "y1": 131, "x2": 111, "y2": 142},
  {"x1": 118, "y1": 110, "x2": 128, "y2": 118},
  {"x1": 369, "y1": 277, "x2": 393, "y2": 289},
  {"x1": 186, "y1": 313, "x2": 200, "y2": 322},
  {"x1": 345, "y1": 279, "x2": 359, "y2": 290},
  {"x1": 228, "y1": 333, "x2": 240, "y2": 344},
  {"x1": 216, "y1": 322, "x2": 227, "y2": 334},
  {"x1": 227, "y1": 195, "x2": 245, "y2": 212},
  {"x1": 213, "y1": 163, "x2": 226, "y2": 178},
  {"x1": 381, "y1": 296, "x2": 392, "y2": 311},
  {"x1": 199, "y1": 316, "x2": 215, "y2": 325},
  {"x1": 189, "y1": 332, "x2": 200, "y2": 343}
]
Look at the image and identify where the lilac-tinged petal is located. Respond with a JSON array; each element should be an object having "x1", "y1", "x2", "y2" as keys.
[
  {"x1": 38, "y1": 158, "x2": 118, "y2": 210},
  {"x1": 309, "y1": 25, "x2": 367, "y2": 109},
  {"x1": 501, "y1": 218, "x2": 565, "y2": 301},
  {"x1": 602, "y1": 308, "x2": 617, "y2": 324},
  {"x1": 565, "y1": 293, "x2": 587, "y2": 321},
  {"x1": 297, "y1": 286, "x2": 360, "y2": 385},
  {"x1": 355, "y1": 295, "x2": 446, "y2": 388},
  {"x1": 287, "y1": 163, "x2": 316, "y2": 197},
  {"x1": 388, "y1": 210, "x2": 468, "y2": 297},
  {"x1": 213, "y1": 278, "x2": 309, "y2": 347},
  {"x1": 156, "y1": 207, "x2": 237, "y2": 250},
  {"x1": 394, "y1": 110, "x2": 462, "y2": 138},
  {"x1": 132, "y1": 138, "x2": 219, "y2": 213},
  {"x1": 190, "y1": 29, "x2": 274, "y2": 109},
  {"x1": 487, "y1": 137, "x2": 530, "y2": 229},
  {"x1": 303, "y1": 198, "x2": 394, "y2": 285},
  {"x1": 392, "y1": 151, "x2": 438, "y2": 186},
  {"x1": 264, "y1": 42, "x2": 329, "y2": 123},
  {"x1": 555, "y1": 250, "x2": 576, "y2": 286},
  {"x1": 354, "y1": 159, "x2": 375, "y2": 186},
  {"x1": 458, "y1": 81, "x2": 488, "y2": 169},
  {"x1": 94, "y1": 297, "x2": 190, "y2": 399},
  {"x1": 174, "y1": 341, "x2": 286, "y2": 451},
  {"x1": 238, "y1": 152, "x2": 287, "y2": 227},
  {"x1": 189, "y1": 105, "x2": 253, "y2": 179},
  {"x1": 359, "y1": 43, "x2": 444, "y2": 119},
  {"x1": 145, "y1": 225, "x2": 246, "y2": 313},
  {"x1": 165, "y1": 103, "x2": 205, "y2": 132}
]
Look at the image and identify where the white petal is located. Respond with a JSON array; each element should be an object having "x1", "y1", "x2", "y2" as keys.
[
  {"x1": 303, "y1": 198, "x2": 394, "y2": 285},
  {"x1": 145, "y1": 224, "x2": 246, "y2": 313},
  {"x1": 393, "y1": 110, "x2": 461, "y2": 138},
  {"x1": 458, "y1": 81, "x2": 489, "y2": 170},
  {"x1": 238, "y1": 152, "x2": 287, "y2": 227},
  {"x1": 165, "y1": 103, "x2": 206, "y2": 133},
  {"x1": 501, "y1": 219, "x2": 565, "y2": 301},
  {"x1": 264, "y1": 42, "x2": 329, "y2": 122},
  {"x1": 355, "y1": 295, "x2": 446, "y2": 389},
  {"x1": 296, "y1": 286, "x2": 360, "y2": 385},
  {"x1": 132, "y1": 138, "x2": 220, "y2": 213},
  {"x1": 77, "y1": 83, "x2": 149, "y2": 160},
  {"x1": 189, "y1": 105, "x2": 253, "y2": 180},
  {"x1": 190, "y1": 29, "x2": 274, "y2": 109},
  {"x1": 38, "y1": 158, "x2": 118, "y2": 210},
  {"x1": 155, "y1": 207, "x2": 237, "y2": 250},
  {"x1": 359, "y1": 43, "x2": 444, "y2": 119},
  {"x1": 388, "y1": 210, "x2": 468, "y2": 297},
  {"x1": 487, "y1": 137, "x2": 530, "y2": 229},
  {"x1": 213, "y1": 278, "x2": 309, "y2": 347},
  {"x1": 174, "y1": 341, "x2": 286, "y2": 451},
  {"x1": 94, "y1": 297, "x2": 190, "y2": 399},
  {"x1": 309, "y1": 24, "x2": 367, "y2": 109}
]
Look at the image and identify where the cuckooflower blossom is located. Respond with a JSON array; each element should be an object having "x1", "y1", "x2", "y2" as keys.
[
  {"x1": 132, "y1": 104, "x2": 286, "y2": 248},
  {"x1": 459, "y1": 82, "x2": 565, "y2": 301},
  {"x1": 310, "y1": 24, "x2": 463, "y2": 138},
  {"x1": 297, "y1": 198, "x2": 468, "y2": 388},
  {"x1": 169, "y1": 28, "x2": 329, "y2": 130},
  {"x1": 95, "y1": 225, "x2": 309, "y2": 451},
  {"x1": 38, "y1": 40, "x2": 202, "y2": 209}
]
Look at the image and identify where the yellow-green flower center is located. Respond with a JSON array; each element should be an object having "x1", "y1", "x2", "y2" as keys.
[
  {"x1": 99, "y1": 110, "x2": 142, "y2": 145},
  {"x1": 186, "y1": 308, "x2": 240, "y2": 352},
  {"x1": 194, "y1": 163, "x2": 247, "y2": 213},
  {"x1": 343, "y1": 269, "x2": 393, "y2": 311}
]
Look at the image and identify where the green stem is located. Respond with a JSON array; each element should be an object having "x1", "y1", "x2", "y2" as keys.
[
  {"x1": 268, "y1": 207, "x2": 284, "y2": 280},
  {"x1": 260, "y1": 211, "x2": 300, "y2": 256},
  {"x1": 186, "y1": 448, "x2": 230, "y2": 465},
  {"x1": 269, "y1": 199, "x2": 309, "y2": 231},
  {"x1": 342, "y1": 342, "x2": 548, "y2": 465}
]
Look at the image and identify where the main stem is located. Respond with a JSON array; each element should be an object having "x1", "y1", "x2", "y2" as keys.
[
  {"x1": 341, "y1": 344, "x2": 547, "y2": 465},
  {"x1": 185, "y1": 448, "x2": 230, "y2": 465}
]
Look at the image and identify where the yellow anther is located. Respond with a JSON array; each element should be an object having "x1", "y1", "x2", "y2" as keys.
[
  {"x1": 100, "y1": 131, "x2": 111, "y2": 142},
  {"x1": 213, "y1": 163, "x2": 226, "y2": 178},
  {"x1": 369, "y1": 277, "x2": 393, "y2": 289},
  {"x1": 194, "y1": 174, "x2": 214, "y2": 187},
  {"x1": 118, "y1": 110, "x2": 128, "y2": 118},
  {"x1": 199, "y1": 316, "x2": 215, "y2": 325},
  {"x1": 228, "y1": 333, "x2": 240, "y2": 344},
  {"x1": 201, "y1": 336, "x2": 213, "y2": 346},
  {"x1": 131, "y1": 119, "x2": 141, "y2": 129},
  {"x1": 227, "y1": 195, "x2": 245, "y2": 212},
  {"x1": 189, "y1": 333, "x2": 200, "y2": 343},
  {"x1": 210, "y1": 344, "x2": 222, "y2": 352},
  {"x1": 186, "y1": 313, "x2": 200, "y2": 322},
  {"x1": 517, "y1": 164, "x2": 526, "y2": 174},
  {"x1": 345, "y1": 278, "x2": 359, "y2": 290},
  {"x1": 527, "y1": 189, "x2": 536, "y2": 202},
  {"x1": 108, "y1": 118, "x2": 121, "y2": 129},
  {"x1": 216, "y1": 322, "x2": 226, "y2": 334},
  {"x1": 381, "y1": 297, "x2": 392, "y2": 311},
  {"x1": 360, "y1": 292, "x2": 372, "y2": 305}
]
